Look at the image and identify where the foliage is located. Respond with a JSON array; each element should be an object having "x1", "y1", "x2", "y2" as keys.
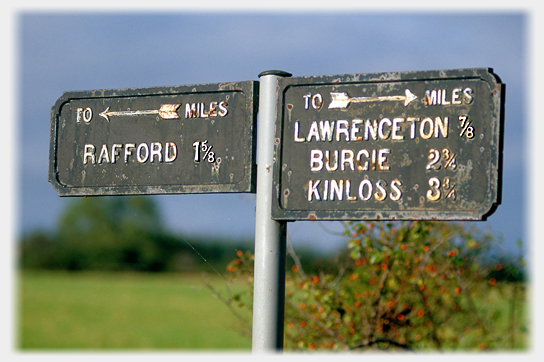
[
  {"x1": 18, "y1": 196, "x2": 251, "y2": 273},
  {"x1": 18, "y1": 196, "x2": 528, "y2": 350},
  {"x1": 223, "y1": 221, "x2": 528, "y2": 351}
]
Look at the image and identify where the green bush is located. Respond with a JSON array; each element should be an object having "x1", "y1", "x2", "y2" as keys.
[{"x1": 223, "y1": 221, "x2": 528, "y2": 351}]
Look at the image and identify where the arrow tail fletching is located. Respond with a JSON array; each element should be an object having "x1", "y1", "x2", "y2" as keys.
[
  {"x1": 159, "y1": 104, "x2": 181, "y2": 119},
  {"x1": 328, "y1": 92, "x2": 351, "y2": 109}
]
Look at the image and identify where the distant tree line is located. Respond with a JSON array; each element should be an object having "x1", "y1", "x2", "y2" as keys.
[
  {"x1": 18, "y1": 195, "x2": 526, "y2": 283},
  {"x1": 18, "y1": 196, "x2": 255, "y2": 273}
]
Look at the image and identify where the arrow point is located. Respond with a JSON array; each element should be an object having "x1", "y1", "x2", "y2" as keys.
[
  {"x1": 405, "y1": 89, "x2": 418, "y2": 106},
  {"x1": 99, "y1": 107, "x2": 110, "y2": 122}
]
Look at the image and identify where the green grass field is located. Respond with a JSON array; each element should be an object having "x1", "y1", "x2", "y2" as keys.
[
  {"x1": 17, "y1": 270, "x2": 528, "y2": 351},
  {"x1": 18, "y1": 271, "x2": 252, "y2": 350}
]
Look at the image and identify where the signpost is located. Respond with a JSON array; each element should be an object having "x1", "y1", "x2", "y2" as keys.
[
  {"x1": 48, "y1": 68, "x2": 503, "y2": 353},
  {"x1": 252, "y1": 71, "x2": 291, "y2": 352},
  {"x1": 49, "y1": 81, "x2": 258, "y2": 196},
  {"x1": 271, "y1": 68, "x2": 504, "y2": 221}
]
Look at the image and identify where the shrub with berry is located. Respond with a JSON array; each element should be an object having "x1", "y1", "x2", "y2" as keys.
[{"x1": 220, "y1": 221, "x2": 526, "y2": 351}]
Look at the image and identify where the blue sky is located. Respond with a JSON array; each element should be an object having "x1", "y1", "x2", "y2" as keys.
[{"x1": 15, "y1": 11, "x2": 529, "y2": 259}]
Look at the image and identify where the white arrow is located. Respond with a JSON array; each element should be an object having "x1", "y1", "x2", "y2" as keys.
[
  {"x1": 328, "y1": 89, "x2": 418, "y2": 109},
  {"x1": 99, "y1": 104, "x2": 181, "y2": 122}
]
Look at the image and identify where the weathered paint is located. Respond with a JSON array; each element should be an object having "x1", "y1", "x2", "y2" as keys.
[
  {"x1": 49, "y1": 81, "x2": 258, "y2": 196},
  {"x1": 271, "y1": 68, "x2": 504, "y2": 221}
]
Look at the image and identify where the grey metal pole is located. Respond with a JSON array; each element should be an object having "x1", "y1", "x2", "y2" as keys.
[{"x1": 252, "y1": 70, "x2": 291, "y2": 353}]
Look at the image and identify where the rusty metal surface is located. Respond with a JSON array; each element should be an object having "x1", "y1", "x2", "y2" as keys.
[
  {"x1": 49, "y1": 81, "x2": 258, "y2": 196},
  {"x1": 271, "y1": 68, "x2": 504, "y2": 221}
]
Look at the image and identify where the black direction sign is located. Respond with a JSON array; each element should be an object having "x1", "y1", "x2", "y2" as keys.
[
  {"x1": 271, "y1": 68, "x2": 504, "y2": 221},
  {"x1": 49, "y1": 81, "x2": 258, "y2": 196}
]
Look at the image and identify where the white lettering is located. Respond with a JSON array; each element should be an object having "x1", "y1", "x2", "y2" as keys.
[
  {"x1": 185, "y1": 101, "x2": 228, "y2": 118},
  {"x1": 346, "y1": 180, "x2": 357, "y2": 201},
  {"x1": 374, "y1": 180, "x2": 387, "y2": 201},
  {"x1": 359, "y1": 179, "x2": 373, "y2": 201},
  {"x1": 350, "y1": 119, "x2": 363, "y2": 141},
  {"x1": 165, "y1": 142, "x2": 177, "y2": 163},
  {"x1": 335, "y1": 120, "x2": 350, "y2": 142},
  {"x1": 364, "y1": 119, "x2": 378, "y2": 141},
  {"x1": 408, "y1": 117, "x2": 419, "y2": 139},
  {"x1": 463, "y1": 88, "x2": 474, "y2": 104},
  {"x1": 83, "y1": 144, "x2": 96, "y2": 165},
  {"x1": 390, "y1": 179, "x2": 402, "y2": 201},
  {"x1": 307, "y1": 121, "x2": 320, "y2": 142},
  {"x1": 310, "y1": 150, "x2": 323, "y2": 171},
  {"x1": 356, "y1": 149, "x2": 369, "y2": 171},
  {"x1": 137, "y1": 143, "x2": 149, "y2": 163},
  {"x1": 150, "y1": 142, "x2": 163, "y2": 163},
  {"x1": 312, "y1": 94, "x2": 323, "y2": 110},
  {"x1": 124, "y1": 143, "x2": 135, "y2": 164},
  {"x1": 185, "y1": 103, "x2": 198, "y2": 118},
  {"x1": 98, "y1": 144, "x2": 110, "y2": 164},
  {"x1": 209, "y1": 102, "x2": 218, "y2": 117},
  {"x1": 111, "y1": 144, "x2": 122, "y2": 164},
  {"x1": 425, "y1": 89, "x2": 438, "y2": 106},
  {"x1": 378, "y1": 118, "x2": 392, "y2": 140},
  {"x1": 294, "y1": 121, "x2": 305, "y2": 142},
  {"x1": 378, "y1": 149, "x2": 391, "y2": 171},
  {"x1": 305, "y1": 178, "x2": 404, "y2": 203},
  {"x1": 330, "y1": 179, "x2": 343, "y2": 201},
  {"x1": 218, "y1": 101, "x2": 228, "y2": 117},
  {"x1": 392, "y1": 118, "x2": 405, "y2": 140},
  {"x1": 303, "y1": 93, "x2": 311, "y2": 110},
  {"x1": 452, "y1": 88, "x2": 461, "y2": 104},
  {"x1": 425, "y1": 88, "x2": 474, "y2": 106},
  {"x1": 434, "y1": 116, "x2": 449, "y2": 138},
  {"x1": 420, "y1": 117, "x2": 434, "y2": 140},
  {"x1": 82, "y1": 142, "x2": 177, "y2": 165},
  {"x1": 325, "y1": 150, "x2": 338, "y2": 172},
  {"x1": 200, "y1": 103, "x2": 209, "y2": 118},
  {"x1": 320, "y1": 120, "x2": 335, "y2": 142},
  {"x1": 308, "y1": 180, "x2": 321, "y2": 201},
  {"x1": 340, "y1": 149, "x2": 354, "y2": 171}
]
